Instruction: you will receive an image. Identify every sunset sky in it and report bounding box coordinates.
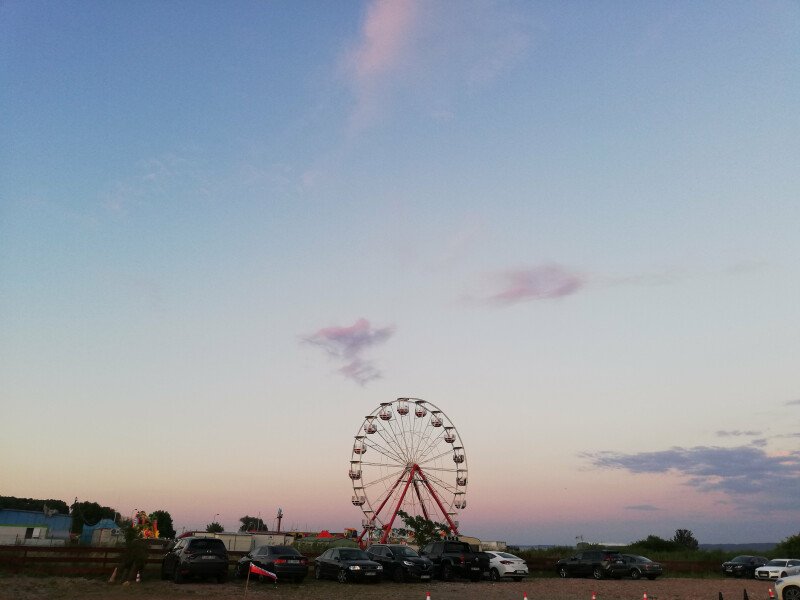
[2,0,799,545]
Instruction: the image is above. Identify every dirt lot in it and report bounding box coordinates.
[0,575,777,600]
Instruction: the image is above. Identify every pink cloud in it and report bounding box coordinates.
[350,0,417,81]
[344,0,417,131]
[302,318,395,385]
[479,264,585,306]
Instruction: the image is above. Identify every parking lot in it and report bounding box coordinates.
[0,575,777,600]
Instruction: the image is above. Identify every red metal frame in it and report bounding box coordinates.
[357,462,459,548]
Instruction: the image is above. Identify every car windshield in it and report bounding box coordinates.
[766,560,788,567]
[393,547,419,557]
[339,549,369,560]
[188,539,225,551]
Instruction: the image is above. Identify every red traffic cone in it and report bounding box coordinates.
[426,592,431,600]
[643,593,648,600]
[523,595,529,600]
[592,592,596,600]
[769,589,776,599]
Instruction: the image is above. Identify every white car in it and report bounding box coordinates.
[485,551,528,581]
[776,573,800,600]
[756,559,800,580]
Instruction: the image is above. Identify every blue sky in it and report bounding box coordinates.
[1,0,799,545]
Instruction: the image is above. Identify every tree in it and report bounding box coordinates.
[0,496,69,514]
[774,532,800,557]
[672,528,699,550]
[149,510,176,539]
[239,515,266,532]
[396,510,450,548]
[206,521,224,533]
[69,500,117,535]
[629,534,677,553]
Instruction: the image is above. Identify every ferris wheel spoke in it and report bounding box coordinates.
[364,436,406,464]
[417,448,453,467]
[383,417,412,463]
[373,427,408,463]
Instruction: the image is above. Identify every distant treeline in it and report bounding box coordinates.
[0,496,69,514]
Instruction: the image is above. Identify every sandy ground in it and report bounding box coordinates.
[0,575,777,600]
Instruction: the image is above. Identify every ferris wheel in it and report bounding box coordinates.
[349,397,468,546]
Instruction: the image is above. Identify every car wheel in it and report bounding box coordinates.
[630,568,641,580]
[592,566,604,580]
[314,565,323,580]
[441,563,453,581]
[337,568,348,583]
[173,564,184,584]
[392,566,404,583]
[783,586,800,600]
[490,568,501,582]
[558,566,569,578]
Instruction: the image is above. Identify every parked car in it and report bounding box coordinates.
[418,540,491,582]
[160,536,229,584]
[619,554,663,580]
[366,543,434,582]
[314,547,383,583]
[776,573,800,600]
[755,559,800,581]
[721,555,769,578]
[556,549,627,580]
[234,545,309,583]
[485,551,528,582]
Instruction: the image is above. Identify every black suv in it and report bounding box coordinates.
[556,549,626,580]
[721,555,768,578]
[366,543,434,582]
[161,536,229,583]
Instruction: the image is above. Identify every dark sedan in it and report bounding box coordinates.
[722,555,769,578]
[620,554,663,580]
[314,547,383,583]
[366,543,434,582]
[234,544,309,583]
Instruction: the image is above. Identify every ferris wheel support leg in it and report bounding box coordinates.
[380,466,417,543]
[411,479,431,520]
[416,468,460,535]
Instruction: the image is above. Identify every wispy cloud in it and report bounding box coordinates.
[302,318,395,385]
[716,430,761,438]
[468,264,585,306]
[344,0,418,131]
[625,504,661,511]
[585,445,800,511]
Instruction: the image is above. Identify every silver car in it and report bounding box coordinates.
[756,559,800,581]
[776,573,800,600]
[485,551,528,582]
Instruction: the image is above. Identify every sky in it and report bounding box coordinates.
[1,0,799,546]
